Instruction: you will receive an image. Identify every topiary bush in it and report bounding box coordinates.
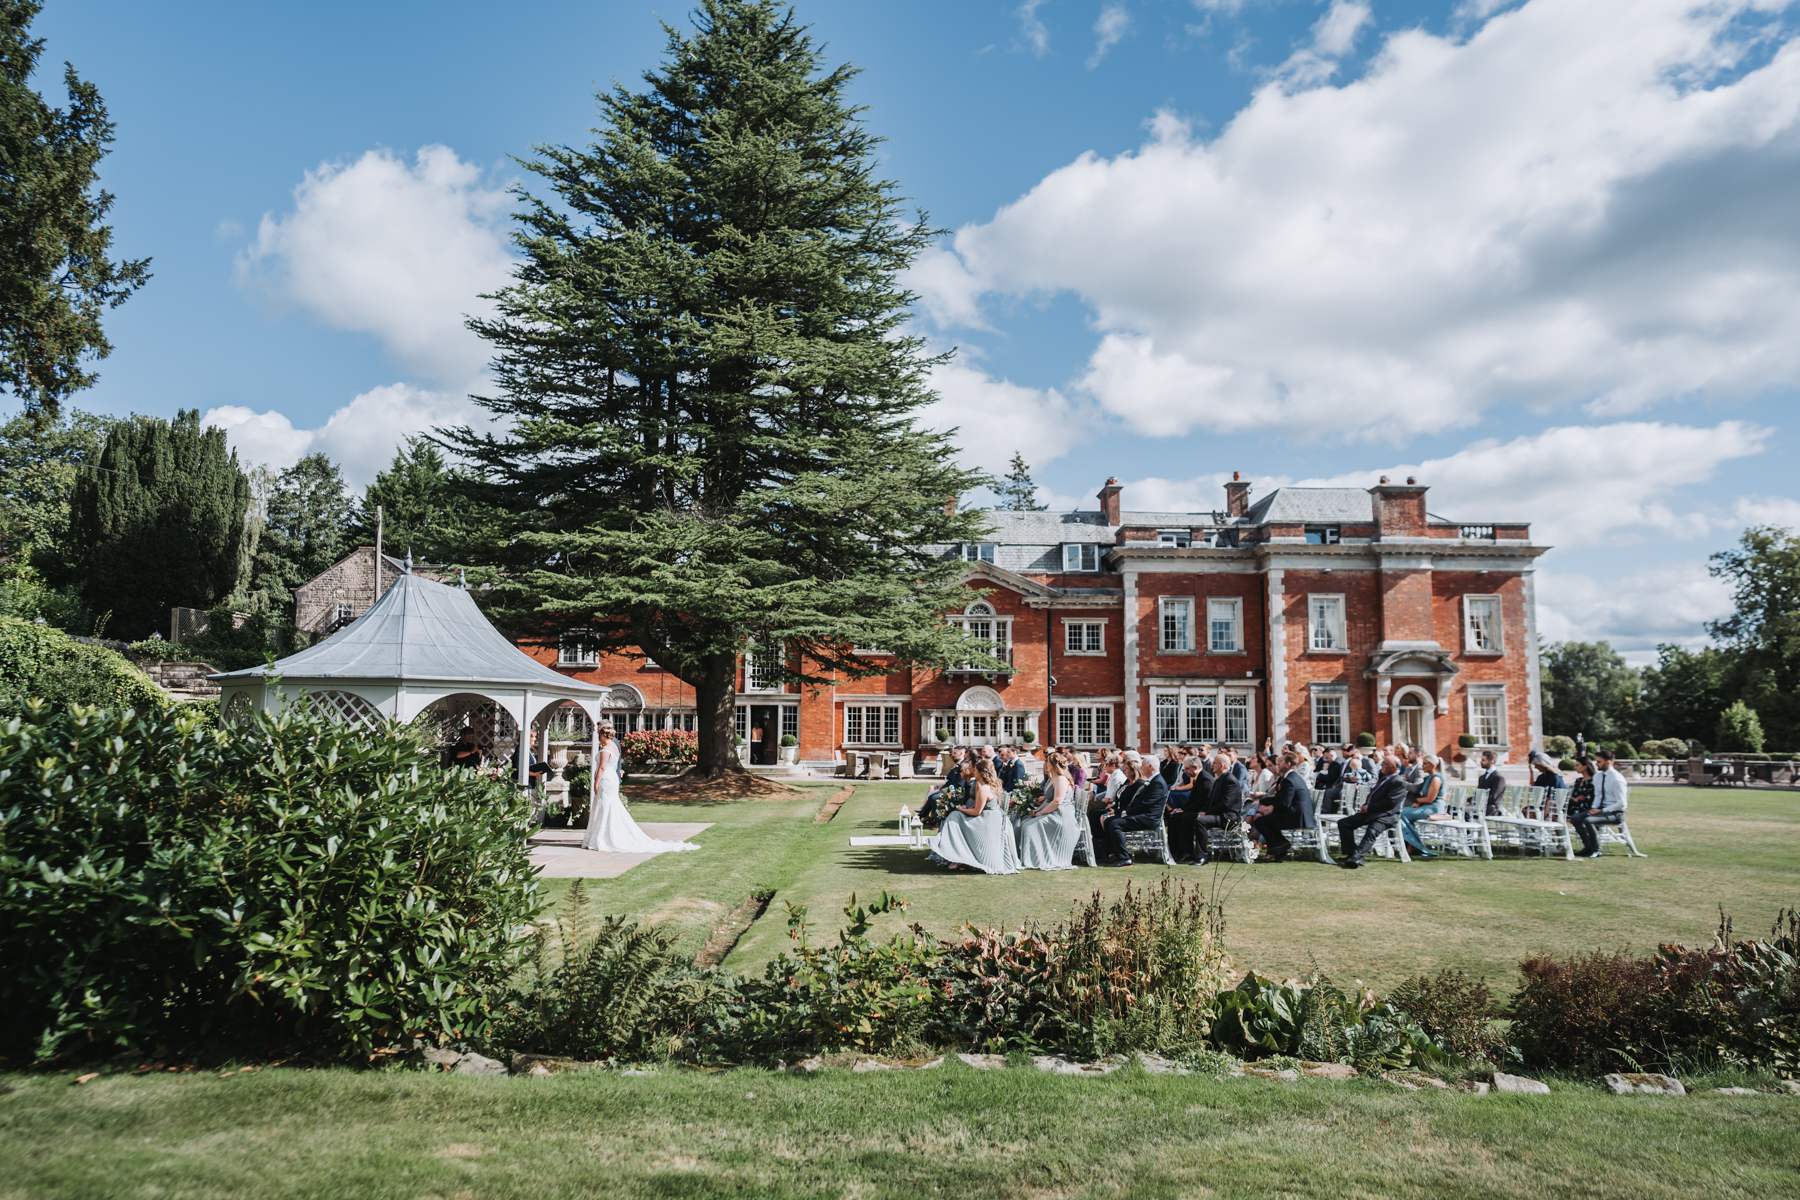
[1542,735,1576,758]
[0,700,541,1065]
[1716,700,1766,754]
[1356,732,1377,747]
[0,615,166,717]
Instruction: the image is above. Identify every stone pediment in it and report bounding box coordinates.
[1365,644,1459,715]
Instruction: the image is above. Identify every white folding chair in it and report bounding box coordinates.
[1417,784,1492,859]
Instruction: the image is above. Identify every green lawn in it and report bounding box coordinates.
[582,782,1798,993]
[3,1062,1796,1199]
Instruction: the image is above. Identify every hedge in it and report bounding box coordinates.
[0,615,165,717]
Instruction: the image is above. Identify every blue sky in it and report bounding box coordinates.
[23,0,1800,660]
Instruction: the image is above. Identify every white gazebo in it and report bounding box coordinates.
[211,573,610,787]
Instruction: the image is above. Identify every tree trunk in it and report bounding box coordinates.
[693,652,745,776]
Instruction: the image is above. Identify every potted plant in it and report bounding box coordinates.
[934,726,949,744]
[779,733,799,764]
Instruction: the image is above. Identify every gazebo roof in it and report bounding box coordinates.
[210,573,604,699]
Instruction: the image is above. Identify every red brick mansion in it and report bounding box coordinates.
[524,474,1546,771]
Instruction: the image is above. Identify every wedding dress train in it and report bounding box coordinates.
[579,744,700,854]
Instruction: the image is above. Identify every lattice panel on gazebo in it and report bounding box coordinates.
[414,694,517,761]
[302,689,382,729]
[223,692,253,726]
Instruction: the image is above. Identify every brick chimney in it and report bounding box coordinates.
[943,493,957,515]
[1370,477,1429,539]
[1224,471,1251,518]
[1097,477,1123,525]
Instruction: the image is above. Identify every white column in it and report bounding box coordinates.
[517,689,533,788]
[1523,569,1543,753]
[589,707,600,806]
[1266,569,1288,746]
[1123,569,1139,750]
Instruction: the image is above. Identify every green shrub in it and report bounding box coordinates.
[1210,970,1443,1071]
[1640,737,1690,759]
[779,733,798,748]
[1020,729,1035,744]
[1716,700,1765,754]
[1386,969,1510,1063]
[0,615,165,717]
[1457,733,1476,748]
[1356,732,1376,747]
[1559,758,1579,771]
[1508,948,1714,1073]
[490,881,722,1062]
[0,701,541,1065]
[1542,735,1576,758]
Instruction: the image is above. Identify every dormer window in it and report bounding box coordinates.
[1157,531,1192,548]
[1062,543,1100,571]
[1305,526,1341,545]
[960,543,997,564]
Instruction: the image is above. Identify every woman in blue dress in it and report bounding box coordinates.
[928,758,1019,874]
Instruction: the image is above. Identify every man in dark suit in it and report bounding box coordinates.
[1251,750,1315,863]
[1164,756,1203,863]
[1101,758,1169,866]
[995,745,1024,792]
[1337,754,1408,868]
[1475,750,1508,816]
[1314,750,1344,803]
[1177,752,1240,864]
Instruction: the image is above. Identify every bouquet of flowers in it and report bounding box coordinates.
[1008,780,1044,817]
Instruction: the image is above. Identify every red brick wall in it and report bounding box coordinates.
[1132,572,1263,751]
[1433,570,1535,761]
[1281,569,1382,744]
[1379,569,1435,643]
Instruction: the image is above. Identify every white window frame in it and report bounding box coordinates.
[1310,685,1348,745]
[735,703,799,742]
[1467,685,1507,747]
[1062,619,1105,655]
[1157,531,1192,548]
[949,600,1013,670]
[743,640,784,692]
[1055,703,1115,747]
[1464,595,1503,653]
[844,702,903,747]
[1307,594,1345,653]
[1148,687,1255,747]
[1208,598,1243,654]
[1159,596,1194,653]
[960,543,997,564]
[558,632,600,665]
[1062,543,1100,572]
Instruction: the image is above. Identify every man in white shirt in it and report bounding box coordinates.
[1574,749,1629,857]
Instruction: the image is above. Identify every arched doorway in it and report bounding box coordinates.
[412,692,518,766]
[1390,686,1435,752]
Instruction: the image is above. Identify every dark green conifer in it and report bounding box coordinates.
[446,0,993,774]
[67,410,249,639]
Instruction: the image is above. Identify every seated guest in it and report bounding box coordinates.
[1067,752,1088,791]
[1529,752,1563,793]
[1159,745,1184,786]
[1251,750,1316,863]
[917,760,973,828]
[1100,757,1169,867]
[1336,754,1408,868]
[927,758,1018,874]
[1475,750,1508,816]
[445,728,485,769]
[1015,755,1081,870]
[1572,749,1628,858]
[1399,754,1447,858]
[1165,756,1203,862]
[995,744,1024,793]
[1314,749,1345,813]
[1180,752,1242,864]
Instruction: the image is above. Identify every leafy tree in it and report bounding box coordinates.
[1715,699,1765,754]
[446,0,991,775]
[0,1,150,419]
[66,409,250,640]
[1708,525,1800,747]
[0,405,108,584]
[996,451,1046,511]
[1540,640,1643,743]
[352,436,502,565]
[1638,643,1732,748]
[249,452,354,609]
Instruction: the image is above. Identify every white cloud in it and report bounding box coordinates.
[1017,0,1051,57]
[1095,419,1767,548]
[1733,494,1800,530]
[1088,5,1131,68]
[919,0,1800,439]
[1536,562,1732,653]
[238,145,515,389]
[1275,0,1371,87]
[918,356,1092,483]
[203,383,488,488]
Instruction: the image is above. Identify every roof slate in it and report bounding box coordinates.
[213,573,605,695]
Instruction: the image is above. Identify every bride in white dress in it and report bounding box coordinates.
[580,725,700,855]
